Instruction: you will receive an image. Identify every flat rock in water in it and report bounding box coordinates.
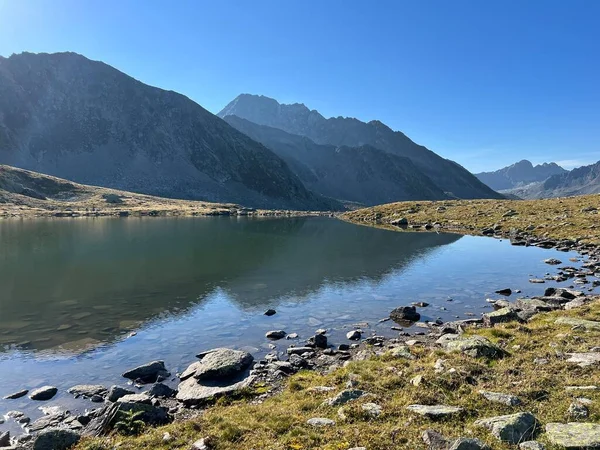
[479,390,522,406]
[307,417,335,427]
[67,384,107,398]
[495,288,512,296]
[3,389,28,400]
[176,374,254,406]
[188,348,254,381]
[475,412,537,444]
[556,317,600,330]
[565,352,600,367]
[406,404,464,418]
[287,346,313,355]
[122,360,169,383]
[449,438,491,450]
[442,335,504,359]
[324,389,365,406]
[31,428,80,450]
[29,386,58,401]
[545,422,600,449]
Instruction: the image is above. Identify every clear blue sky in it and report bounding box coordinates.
[1,0,598,172]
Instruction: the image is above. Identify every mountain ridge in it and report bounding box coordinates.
[224,115,449,205]
[0,52,338,211]
[218,94,503,200]
[475,159,567,191]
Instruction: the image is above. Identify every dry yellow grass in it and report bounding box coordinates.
[341,196,600,244]
[78,300,600,450]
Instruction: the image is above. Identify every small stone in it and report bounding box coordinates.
[162,432,172,442]
[479,390,522,406]
[422,429,451,450]
[410,375,424,386]
[191,437,210,449]
[29,386,58,401]
[107,385,135,402]
[361,402,382,418]
[307,417,335,427]
[264,309,276,316]
[265,330,286,340]
[406,404,464,418]
[449,438,491,450]
[495,288,512,296]
[519,442,545,450]
[568,401,589,419]
[412,302,430,307]
[556,317,600,330]
[3,389,28,400]
[286,333,299,339]
[324,389,365,406]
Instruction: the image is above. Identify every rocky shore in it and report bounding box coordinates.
[1,207,600,449]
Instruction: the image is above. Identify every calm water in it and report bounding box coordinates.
[0,216,594,429]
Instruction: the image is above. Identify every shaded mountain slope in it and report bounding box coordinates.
[219,94,502,200]
[0,52,337,210]
[224,115,448,205]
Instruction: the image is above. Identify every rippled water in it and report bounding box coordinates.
[0,216,594,429]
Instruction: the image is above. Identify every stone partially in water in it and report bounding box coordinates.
[475,412,537,444]
[265,330,286,340]
[545,422,600,448]
[122,360,170,383]
[107,385,134,402]
[29,386,58,401]
[3,389,28,400]
[190,348,254,381]
[390,306,420,323]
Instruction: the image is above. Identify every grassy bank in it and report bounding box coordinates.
[341,195,600,244]
[78,299,600,450]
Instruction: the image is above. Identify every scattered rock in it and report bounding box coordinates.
[545,259,562,265]
[479,390,522,406]
[441,335,504,359]
[265,330,286,340]
[191,438,211,449]
[122,360,170,383]
[361,402,382,418]
[324,389,365,406]
[422,429,451,450]
[346,330,362,340]
[556,317,600,330]
[565,352,600,367]
[483,307,520,325]
[390,217,408,227]
[148,383,176,398]
[107,385,134,402]
[475,412,537,444]
[3,389,28,400]
[545,422,600,449]
[388,345,414,359]
[390,306,421,323]
[406,404,464,418]
[311,334,328,349]
[31,428,80,450]
[495,288,512,296]
[176,374,254,406]
[287,346,313,355]
[519,442,545,450]
[189,348,254,381]
[29,386,58,401]
[307,417,335,427]
[67,384,107,399]
[449,438,491,450]
[568,401,589,420]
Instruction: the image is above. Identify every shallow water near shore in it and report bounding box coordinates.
[0,216,596,430]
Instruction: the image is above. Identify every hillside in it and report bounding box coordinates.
[0,52,337,211]
[0,164,325,217]
[218,94,502,200]
[476,160,567,191]
[223,115,448,205]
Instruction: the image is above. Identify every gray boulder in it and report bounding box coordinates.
[148,383,176,398]
[32,429,80,450]
[442,335,504,359]
[556,317,600,330]
[324,390,365,406]
[390,306,420,323]
[483,307,520,325]
[189,348,253,381]
[116,401,170,426]
[67,384,107,399]
[176,374,254,406]
[545,422,600,448]
[519,442,545,450]
[107,385,134,402]
[0,431,9,448]
[475,412,537,444]
[479,390,522,406]
[406,404,464,418]
[122,360,170,383]
[265,330,286,340]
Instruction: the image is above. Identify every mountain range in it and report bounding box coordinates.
[219,94,501,201]
[0,52,506,210]
[475,160,567,191]
[0,52,334,210]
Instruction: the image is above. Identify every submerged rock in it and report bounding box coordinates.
[545,422,600,448]
[3,389,28,400]
[475,412,537,444]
